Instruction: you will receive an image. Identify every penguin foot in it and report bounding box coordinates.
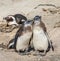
[39,50,46,56]
[18,51,30,55]
[32,50,46,56]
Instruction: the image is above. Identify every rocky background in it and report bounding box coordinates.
[0,0,60,61]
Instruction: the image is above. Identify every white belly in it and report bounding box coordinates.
[16,32,32,51]
[33,28,48,51]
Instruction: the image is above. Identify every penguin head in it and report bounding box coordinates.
[33,15,41,25]
[3,15,18,26]
[13,14,27,24]
[24,20,33,28]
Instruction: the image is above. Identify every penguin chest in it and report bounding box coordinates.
[16,32,32,51]
[33,28,48,50]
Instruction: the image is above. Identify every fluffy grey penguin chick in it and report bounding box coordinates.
[31,15,54,56]
[8,20,33,55]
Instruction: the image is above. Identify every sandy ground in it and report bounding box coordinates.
[0,0,60,61]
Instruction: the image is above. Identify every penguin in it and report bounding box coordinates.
[8,20,33,55]
[3,14,27,32]
[3,14,27,26]
[31,15,54,56]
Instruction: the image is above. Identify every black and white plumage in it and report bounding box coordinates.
[31,15,54,56]
[3,14,27,26]
[7,39,15,49]
[2,14,27,32]
[8,20,33,54]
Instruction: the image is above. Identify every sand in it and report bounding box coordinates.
[0,0,60,61]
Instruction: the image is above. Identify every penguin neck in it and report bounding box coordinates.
[34,21,45,30]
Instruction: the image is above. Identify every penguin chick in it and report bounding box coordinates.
[13,20,33,55]
[32,15,54,56]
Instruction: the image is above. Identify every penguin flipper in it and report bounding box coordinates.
[7,39,15,49]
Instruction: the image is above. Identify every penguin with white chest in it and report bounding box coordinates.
[32,16,54,56]
[12,20,33,54]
